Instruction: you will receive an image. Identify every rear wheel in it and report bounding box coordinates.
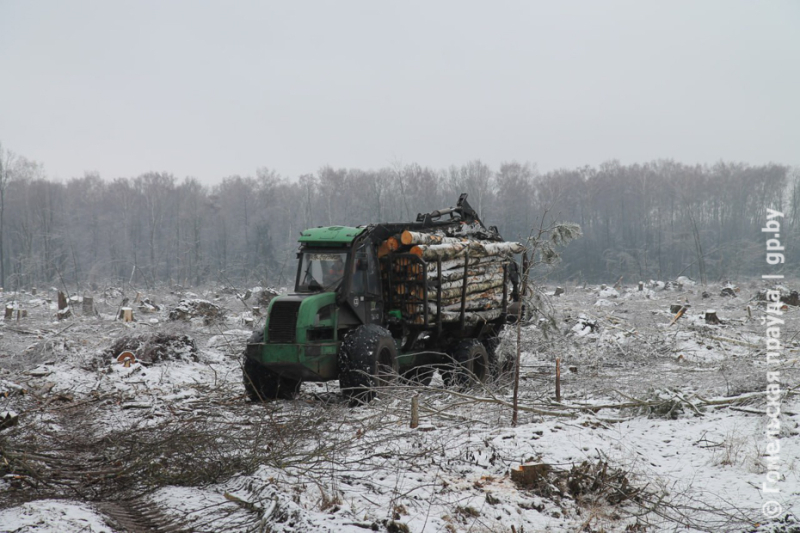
[402,365,435,387]
[339,324,398,403]
[482,336,502,377]
[243,330,300,401]
[442,339,489,387]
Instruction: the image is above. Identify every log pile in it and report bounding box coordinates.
[380,229,524,325]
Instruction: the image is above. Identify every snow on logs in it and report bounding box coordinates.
[381,231,524,325]
[409,240,525,261]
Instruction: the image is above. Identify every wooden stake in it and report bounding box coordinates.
[555,357,561,402]
[410,395,419,429]
[512,251,528,427]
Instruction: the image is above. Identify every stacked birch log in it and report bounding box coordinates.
[381,229,524,325]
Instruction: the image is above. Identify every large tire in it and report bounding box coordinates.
[243,330,300,401]
[339,324,398,404]
[482,336,502,378]
[442,339,489,388]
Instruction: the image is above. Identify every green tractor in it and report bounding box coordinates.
[243,194,524,402]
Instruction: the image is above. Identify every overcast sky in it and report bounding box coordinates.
[1,1,798,184]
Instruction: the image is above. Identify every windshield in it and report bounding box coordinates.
[296,251,348,292]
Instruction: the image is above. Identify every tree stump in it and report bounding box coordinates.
[638,281,644,292]
[511,464,552,488]
[4,306,12,320]
[119,307,134,322]
[31,287,37,296]
[554,286,565,297]
[57,292,72,320]
[704,310,721,325]
[57,291,68,311]
[670,304,686,314]
[82,297,94,315]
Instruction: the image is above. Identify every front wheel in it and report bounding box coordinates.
[243,330,300,401]
[339,324,398,403]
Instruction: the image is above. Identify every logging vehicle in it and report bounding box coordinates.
[243,194,527,402]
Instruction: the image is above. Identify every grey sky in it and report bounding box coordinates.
[1,1,798,184]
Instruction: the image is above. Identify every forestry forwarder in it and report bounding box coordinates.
[243,194,526,402]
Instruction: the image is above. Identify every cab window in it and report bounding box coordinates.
[296,251,347,292]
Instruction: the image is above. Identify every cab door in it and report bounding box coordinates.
[349,244,383,324]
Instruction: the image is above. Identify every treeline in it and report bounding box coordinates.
[0,148,796,290]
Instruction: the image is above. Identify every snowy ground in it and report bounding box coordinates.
[0,280,798,532]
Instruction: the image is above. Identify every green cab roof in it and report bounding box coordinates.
[298,226,366,245]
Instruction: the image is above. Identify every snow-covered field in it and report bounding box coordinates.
[0,281,798,532]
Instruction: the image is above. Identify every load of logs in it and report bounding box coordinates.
[381,229,524,325]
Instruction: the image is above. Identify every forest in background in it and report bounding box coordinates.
[0,144,796,290]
